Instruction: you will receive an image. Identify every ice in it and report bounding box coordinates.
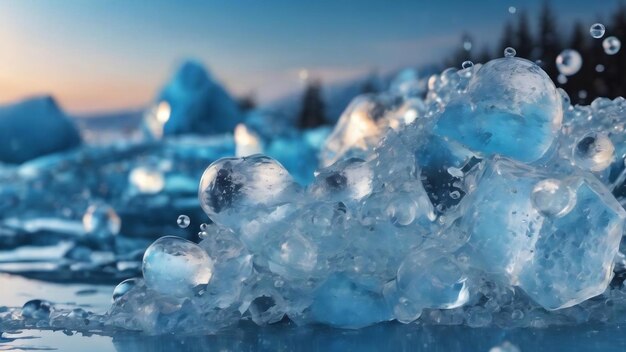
[113,278,140,302]
[142,236,214,298]
[0,96,81,164]
[143,60,244,138]
[21,299,52,320]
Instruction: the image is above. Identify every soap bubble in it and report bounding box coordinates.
[572,132,615,171]
[21,299,52,320]
[461,61,474,69]
[590,23,605,38]
[112,278,139,302]
[531,179,576,217]
[142,236,214,298]
[603,36,621,55]
[82,203,121,238]
[504,47,516,58]
[176,215,190,228]
[556,49,582,76]
[129,166,165,194]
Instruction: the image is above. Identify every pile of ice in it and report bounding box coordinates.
[43,57,626,333]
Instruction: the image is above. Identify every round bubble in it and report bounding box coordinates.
[21,299,52,320]
[113,278,140,302]
[556,49,582,76]
[531,179,576,217]
[198,155,298,229]
[177,215,190,228]
[504,47,516,58]
[82,203,121,238]
[572,132,615,171]
[603,36,621,55]
[590,23,605,38]
[142,236,214,298]
[386,195,418,226]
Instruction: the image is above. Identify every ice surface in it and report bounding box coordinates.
[0,96,81,164]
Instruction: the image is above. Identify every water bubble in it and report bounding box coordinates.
[129,166,164,194]
[113,278,139,302]
[556,49,582,76]
[603,36,621,55]
[177,215,190,228]
[461,61,474,69]
[508,6,516,14]
[142,236,214,298]
[572,132,615,172]
[503,47,516,58]
[557,74,567,84]
[21,299,52,320]
[82,203,121,238]
[590,23,605,38]
[596,64,605,73]
[531,179,576,217]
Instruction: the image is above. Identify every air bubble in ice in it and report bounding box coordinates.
[572,132,615,171]
[531,179,576,217]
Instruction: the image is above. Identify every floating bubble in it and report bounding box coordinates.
[590,23,605,39]
[572,132,615,172]
[503,47,516,58]
[603,36,621,55]
[556,49,582,76]
[200,223,208,231]
[531,179,576,217]
[176,215,190,228]
[463,41,472,51]
[82,203,121,238]
[508,6,516,14]
[21,299,52,320]
[113,278,140,302]
[129,166,165,194]
[142,236,214,298]
[596,64,605,73]
[461,61,474,69]
[557,74,568,84]
[386,195,418,226]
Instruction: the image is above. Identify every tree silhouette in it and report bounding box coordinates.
[515,11,534,59]
[297,80,328,129]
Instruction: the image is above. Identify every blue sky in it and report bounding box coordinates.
[0,0,619,113]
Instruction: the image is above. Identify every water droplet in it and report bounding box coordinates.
[112,278,139,302]
[572,132,615,172]
[462,61,474,69]
[603,36,621,55]
[508,6,517,14]
[177,215,190,228]
[82,203,121,238]
[595,64,605,73]
[556,49,582,76]
[531,179,576,217]
[504,47,516,58]
[590,23,606,38]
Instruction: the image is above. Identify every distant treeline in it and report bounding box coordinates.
[448,1,626,105]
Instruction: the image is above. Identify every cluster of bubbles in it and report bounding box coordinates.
[100,55,626,335]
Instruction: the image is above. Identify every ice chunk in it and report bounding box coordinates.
[434,58,563,163]
[308,158,373,204]
[142,236,214,298]
[198,155,301,231]
[144,60,243,138]
[0,96,81,164]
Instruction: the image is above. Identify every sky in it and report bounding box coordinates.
[0,0,619,114]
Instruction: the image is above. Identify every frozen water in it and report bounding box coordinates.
[142,236,214,298]
[21,299,52,320]
[603,36,621,55]
[556,49,583,76]
[0,96,81,164]
[590,23,606,38]
[112,278,139,301]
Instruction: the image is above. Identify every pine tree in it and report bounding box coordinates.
[297,80,327,129]
[515,11,534,59]
[537,0,560,79]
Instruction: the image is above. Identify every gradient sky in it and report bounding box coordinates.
[0,0,619,114]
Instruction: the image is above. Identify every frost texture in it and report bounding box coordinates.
[104,58,626,333]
